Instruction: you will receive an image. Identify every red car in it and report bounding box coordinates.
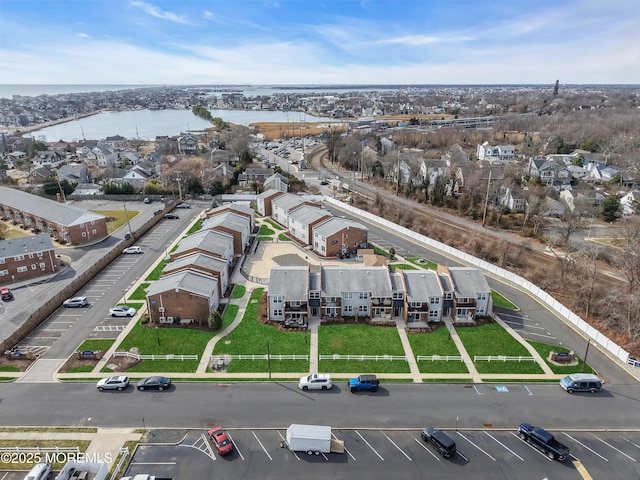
[208,426,234,455]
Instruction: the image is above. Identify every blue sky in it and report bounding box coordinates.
[0,0,638,85]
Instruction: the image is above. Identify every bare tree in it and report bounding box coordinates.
[615,219,640,336]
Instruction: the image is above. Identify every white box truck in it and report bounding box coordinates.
[283,424,344,455]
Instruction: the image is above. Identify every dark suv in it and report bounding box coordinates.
[421,427,456,458]
[348,374,379,392]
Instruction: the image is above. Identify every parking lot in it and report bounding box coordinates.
[123,428,640,480]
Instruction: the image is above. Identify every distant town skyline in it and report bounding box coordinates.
[1,0,637,85]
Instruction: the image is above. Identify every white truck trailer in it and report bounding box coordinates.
[283,424,344,455]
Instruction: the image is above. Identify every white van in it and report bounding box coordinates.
[559,373,603,394]
[24,463,51,480]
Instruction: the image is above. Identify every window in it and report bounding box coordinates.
[429,311,439,318]
[273,296,283,303]
[29,253,34,258]
[358,305,368,314]
[344,305,353,313]
[31,264,37,270]
[81,231,87,237]
[344,292,353,299]
[410,302,421,308]
[393,292,403,299]
[359,292,368,299]
[309,291,320,299]
[37,252,43,258]
[39,262,46,269]
[290,301,301,307]
[14,255,24,261]
[0,259,5,264]
[0,270,7,276]
[430,297,440,304]
[477,293,487,300]
[273,309,283,316]
[17,266,27,273]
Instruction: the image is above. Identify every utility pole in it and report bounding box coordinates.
[481,170,492,227]
[123,201,132,238]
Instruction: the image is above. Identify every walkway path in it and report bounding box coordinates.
[395,319,423,383]
[443,318,480,382]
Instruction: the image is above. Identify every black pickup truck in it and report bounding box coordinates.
[518,423,570,461]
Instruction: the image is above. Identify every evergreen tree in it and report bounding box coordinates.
[553,79,559,96]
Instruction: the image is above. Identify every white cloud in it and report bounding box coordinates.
[129,1,192,25]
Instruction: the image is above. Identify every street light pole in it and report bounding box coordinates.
[581,339,591,372]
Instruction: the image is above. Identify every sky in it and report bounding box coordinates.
[0,0,638,85]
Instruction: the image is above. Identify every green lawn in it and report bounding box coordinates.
[222,304,239,330]
[186,219,202,235]
[408,326,469,373]
[129,283,150,301]
[212,288,309,373]
[391,263,418,271]
[0,365,20,372]
[66,365,96,373]
[264,219,284,230]
[491,291,518,310]
[257,236,272,242]
[456,322,544,374]
[278,233,292,241]
[231,285,246,299]
[528,340,596,374]
[258,225,275,236]
[318,324,409,373]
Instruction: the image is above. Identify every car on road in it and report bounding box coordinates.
[1,287,14,301]
[109,305,137,317]
[163,213,179,219]
[320,180,329,186]
[208,426,234,455]
[176,203,191,209]
[97,375,130,391]
[63,296,89,308]
[299,373,333,391]
[154,209,163,216]
[122,246,143,254]
[137,376,171,391]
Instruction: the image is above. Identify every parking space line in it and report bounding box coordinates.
[523,331,556,339]
[412,437,440,461]
[484,432,524,461]
[133,462,176,465]
[381,432,412,461]
[333,432,355,461]
[355,430,384,460]
[226,432,244,460]
[523,385,533,395]
[456,432,495,461]
[473,386,484,395]
[253,431,272,460]
[502,319,547,330]
[621,436,640,449]
[595,437,635,461]
[562,434,607,461]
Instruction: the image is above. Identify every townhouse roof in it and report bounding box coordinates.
[268,266,309,300]
[0,233,54,259]
[321,266,391,297]
[287,204,331,225]
[447,267,491,297]
[313,217,368,238]
[174,229,234,256]
[163,252,228,275]
[0,186,105,227]
[403,270,443,301]
[256,188,284,201]
[147,270,218,299]
[208,203,255,219]
[272,193,305,212]
[202,211,250,232]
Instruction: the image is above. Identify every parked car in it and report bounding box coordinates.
[176,203,191,209]
[320,181,329,186]
[137,376,171,391]
[421,427,457,458]
[97,375,130,391]
[122,246,143,254]
[63,296,89,308]
[348,374,379,392]
[1,287,14,301]
[153,209,163,216]
[208,426,234,455]
[163,213,179,219]
[299,373,333,391]
[143,198,152,204]
[109,305,137,317]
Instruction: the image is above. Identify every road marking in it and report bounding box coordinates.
[621,436,640,449]
[333,432,355,461]
[412,437,440,461]
[522,331,557,340]
[382,432,412,461]
[226,432,244,460]
[562,433,608,461]
[456,432,495,461]
[133,462,176,465]
[180,433,216,461]
[484,432,524,461]
[503,319,547,330]
[473,385,484,395]
[595,437,635,461]
[253,431,272,460]
[277,430,299,460]
[573,460,595,479]
[355,430,384,460]
[93,326,126,331]
[524,385,533,395]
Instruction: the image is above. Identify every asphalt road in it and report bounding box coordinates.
[1,382,639,430]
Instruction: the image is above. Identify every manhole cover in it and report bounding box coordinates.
[483,423,494,428]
